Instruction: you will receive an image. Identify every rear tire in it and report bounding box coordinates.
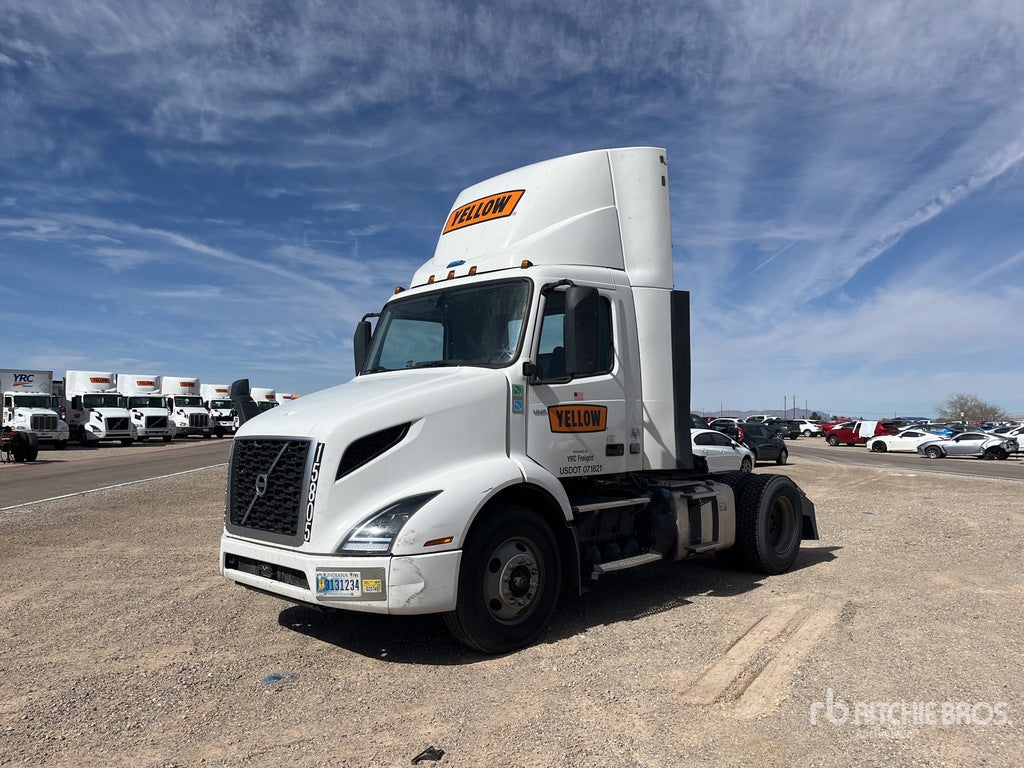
[443,505,561,654]
[721,473,803,574]
[775,448,788,465]
[740,456,753,473]
[803,429,813,437]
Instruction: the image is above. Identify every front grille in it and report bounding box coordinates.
[228,438,312,540]
[31,415,57,431]
[189,413,208,429]
[105,417,129,432]
[145,415,168,429]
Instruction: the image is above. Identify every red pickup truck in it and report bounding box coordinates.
[824,420,899,446]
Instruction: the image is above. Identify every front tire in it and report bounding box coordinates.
[871,441,887,452]
[444,506,561,654]
[740,456,753,473]
[775,448,788,465]
[826,434,840,446]
[925,445,943,459]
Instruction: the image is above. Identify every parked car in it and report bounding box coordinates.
[714,422,788,465]
[867,428,947,453]
[824,420,900,446]
[997,425,1024,451]
[916,431,1019,460]
[916,423,964,438]
[788,419,823,437]
[708,417,742,429]
[759,417,790,438]
[691,428,754,473]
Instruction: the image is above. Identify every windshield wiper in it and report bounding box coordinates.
[407,360,463,369]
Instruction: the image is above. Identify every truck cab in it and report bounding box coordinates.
[201,384,236,437]
[220,148,817,653]
[117,374,175,442]
[64,371,135,446]
[162,377,214,438]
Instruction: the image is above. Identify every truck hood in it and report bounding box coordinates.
[235,366,505,439]
[230,366,513,552]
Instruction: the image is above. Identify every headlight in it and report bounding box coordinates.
[337,492,440,555]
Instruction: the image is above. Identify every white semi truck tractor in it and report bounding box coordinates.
[220,147,818,653]
[162,376,214,438]
[248,387,278,414]
[117,374,175,442]
[1,368,69,457]
[64,371,135,446]
[200,383,236,437]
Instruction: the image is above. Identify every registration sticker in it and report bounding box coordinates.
[315,571,362,597]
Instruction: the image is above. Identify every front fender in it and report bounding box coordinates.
[388,456,529,556]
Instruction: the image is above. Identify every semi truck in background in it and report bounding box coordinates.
[162,376,214,438]
[248,387,278,413]
[220,147,818,654]
[275,392,299,404]
[200,383,236,438]
[64,371,135,446]
[1,368,69,456]
[117,374,175,442]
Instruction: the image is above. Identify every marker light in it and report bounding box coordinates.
[394,286,405,294]
[447,270,455,279]
[521,260,533,268]
[468,266,477,275]
[427,275,436,283]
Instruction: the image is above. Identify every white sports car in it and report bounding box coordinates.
[867,428,946,453]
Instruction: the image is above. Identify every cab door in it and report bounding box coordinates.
[525,285,638,478]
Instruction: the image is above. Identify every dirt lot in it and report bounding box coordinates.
[1,455,1021,767]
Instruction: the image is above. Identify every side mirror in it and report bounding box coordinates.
[564,285,600,377]
[353,319,372,374]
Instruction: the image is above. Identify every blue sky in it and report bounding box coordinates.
[2,1,1023,418]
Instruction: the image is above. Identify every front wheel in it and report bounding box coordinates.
[444,506,561,654]
[925,445,943,459]
[870,441,887,452]
[775,448,788,465]
[740,456,753,473]
[826,434,840,446]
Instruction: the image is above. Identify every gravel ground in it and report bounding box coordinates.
[0,455,1021,767]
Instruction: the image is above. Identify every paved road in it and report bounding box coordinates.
[0,439,232,510]
[784,438,1024,481]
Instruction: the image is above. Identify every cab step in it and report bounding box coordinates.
[590,552,663,579]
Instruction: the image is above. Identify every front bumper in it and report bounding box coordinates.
[219,533,461,615]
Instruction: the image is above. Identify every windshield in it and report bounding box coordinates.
[83,393,125,408]
[13,395,53,408]
[209,399,233,409]
[363,278,531,373]
[174,396,203,407]
[128,396,166,408]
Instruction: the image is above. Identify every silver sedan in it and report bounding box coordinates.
[916,432,1018,460]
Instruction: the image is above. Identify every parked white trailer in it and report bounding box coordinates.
[116,374,174,442]
[200,383,236,438]
[64,370,135,446]
[162,376,214,438]
[1,368,69,456]
[220,147,819,654]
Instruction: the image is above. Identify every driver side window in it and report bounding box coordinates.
[535,291,613,380]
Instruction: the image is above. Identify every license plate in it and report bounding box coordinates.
[315,571,361,597]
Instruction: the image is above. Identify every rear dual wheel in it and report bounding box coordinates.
[718,473,803,574]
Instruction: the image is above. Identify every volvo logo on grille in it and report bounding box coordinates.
[254,473,269,496]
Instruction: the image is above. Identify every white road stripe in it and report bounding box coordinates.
[0,463,228,512]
